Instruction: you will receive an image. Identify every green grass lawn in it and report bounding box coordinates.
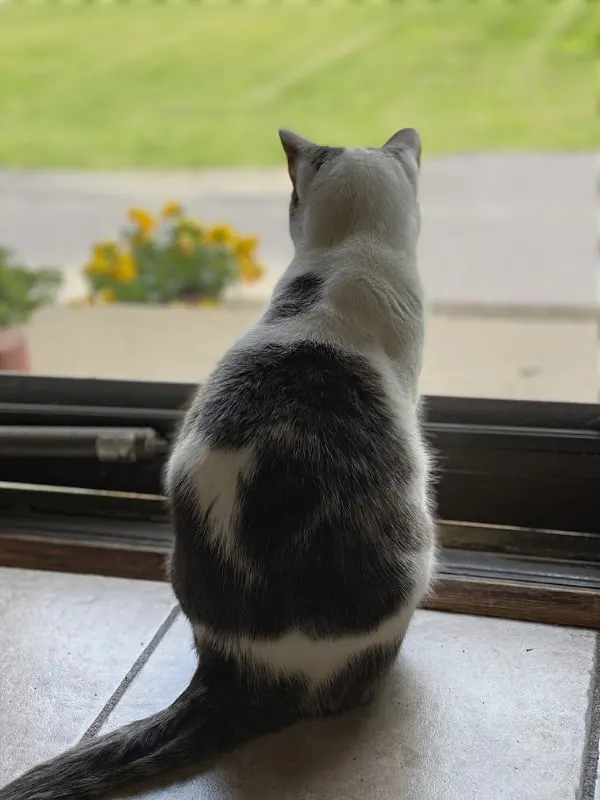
[0,0,596,168]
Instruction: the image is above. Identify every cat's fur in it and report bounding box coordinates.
[0,127,436,800]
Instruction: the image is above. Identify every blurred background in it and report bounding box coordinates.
[0,0,597,401]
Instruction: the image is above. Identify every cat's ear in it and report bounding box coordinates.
[383,128,421,167]
[279,129,314,185]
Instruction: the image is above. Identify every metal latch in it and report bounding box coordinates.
[0,426,168,462]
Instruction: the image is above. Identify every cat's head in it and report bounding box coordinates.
[279,128,421,251]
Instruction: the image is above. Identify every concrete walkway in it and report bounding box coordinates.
[27,304,600,402]
[0,153,597,310]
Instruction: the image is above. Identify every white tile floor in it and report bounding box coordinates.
[1,567,599,800]
[0,568,174,784]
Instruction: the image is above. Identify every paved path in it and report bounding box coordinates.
[0,154,596,309]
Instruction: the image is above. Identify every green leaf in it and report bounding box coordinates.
[0,247,63,326]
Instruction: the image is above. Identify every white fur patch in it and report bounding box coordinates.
[188,444,253,552]
[195,550,433,685]
[169,438,258,580]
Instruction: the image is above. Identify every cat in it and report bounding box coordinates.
[0,126,436,800]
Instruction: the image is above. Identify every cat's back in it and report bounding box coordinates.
[167,332,434,641]
[168,332,429,532]
[182,330,421,471]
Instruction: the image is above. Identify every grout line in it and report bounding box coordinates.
[579,633,600,800]
[79,604,181,742]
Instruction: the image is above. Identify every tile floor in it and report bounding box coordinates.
[1,567,598,800]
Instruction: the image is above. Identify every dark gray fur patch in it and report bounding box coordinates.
[263,273,324,322]
[315,642,400,715]
[310,146,344,172]
[290,185,299,213]
[171,341,431,641]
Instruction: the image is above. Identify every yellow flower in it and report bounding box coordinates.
[85,241,120,275]
[205,224,236,246]
[235,236,259,261]
[161,201,182,218]
[128,208,155,237]
[115,253,138,283]
[197,297,220,309]
[239,258,265,284]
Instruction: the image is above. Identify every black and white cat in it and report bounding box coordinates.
[0,127,436,800]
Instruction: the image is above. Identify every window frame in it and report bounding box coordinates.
[1,372,599,628]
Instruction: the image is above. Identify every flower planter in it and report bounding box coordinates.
[0,327,30,372]
[83,206,264,307]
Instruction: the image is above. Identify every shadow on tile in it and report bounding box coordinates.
[105,659,426,800]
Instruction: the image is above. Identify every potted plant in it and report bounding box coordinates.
[0,247,62,371]
[83,203,264,306]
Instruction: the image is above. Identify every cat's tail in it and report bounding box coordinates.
[0,657,299,800]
